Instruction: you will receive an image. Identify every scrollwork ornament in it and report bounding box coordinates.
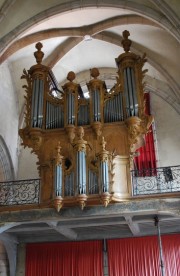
[21,69,32,127]
[31,135,42,154]
[54,141,63,166]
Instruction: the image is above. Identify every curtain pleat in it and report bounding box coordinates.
[26,240,103,276]
[108,234,180,276]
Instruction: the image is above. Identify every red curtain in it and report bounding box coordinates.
[26,240,103,276]
[108,234,180,276]
[134,93,156,175]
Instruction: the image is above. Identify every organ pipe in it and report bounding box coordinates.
[116,30,146,119]
[62,71,78,127]
[97,137,111,207]
[53,142,64,212]
[73,127,87,209]
[54,164,63,197]
[87,68,105,124]
[28,42,49,128]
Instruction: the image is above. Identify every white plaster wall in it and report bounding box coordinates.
[18,147,39,180]
[0,62,19,177]
[151,93,180,167]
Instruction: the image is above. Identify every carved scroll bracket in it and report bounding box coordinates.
[19,128,43,155]
[125,115,153,153]
[125,116,145,152]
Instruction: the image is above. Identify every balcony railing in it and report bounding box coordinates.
[131,166,180,196]
[0,179,40,205]
[0,166,179,207]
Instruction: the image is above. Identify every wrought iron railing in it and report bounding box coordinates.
[132,166,180,196]
[0,179,40,205]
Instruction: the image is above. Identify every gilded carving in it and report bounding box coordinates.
[21,70,32,127]
[19,31,153,211]
[73,126,87,152]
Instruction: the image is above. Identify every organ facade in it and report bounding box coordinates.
[19,30,153,211]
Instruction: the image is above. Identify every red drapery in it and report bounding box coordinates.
[134,93,156,175]
[108,234,180,276]
[26,240,103,276]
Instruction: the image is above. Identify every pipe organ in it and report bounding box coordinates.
[19,30,153,211]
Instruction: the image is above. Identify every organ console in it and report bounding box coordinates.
[19,30,153,211]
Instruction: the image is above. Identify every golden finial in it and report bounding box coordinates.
[90,68,100,79]
[55,141,63,165]
[67,71,76,82]
[101,192,111,207]
[53,196,63,212]
[34,42,44,64]
[77,194,87,210]
[101,136,106,151]
[121,30,132,52]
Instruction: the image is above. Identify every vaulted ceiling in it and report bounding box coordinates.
[0,0,180,127]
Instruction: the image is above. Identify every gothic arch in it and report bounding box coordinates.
[0,136,14,181]
[0,0,179,54]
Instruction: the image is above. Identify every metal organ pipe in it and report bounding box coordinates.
[87,68,105,124]
[98,137,109,194]
[31,80,37,127]
[76,151,86,194]
[65,172,74,197]
[31,78,44,128]
[115,30,148,120]
[100,161,109,193]
[53,142,64,213]
[62,71,78,127]
[73,127,87,197]
[126,67,138,117]
[88,170,98,194]
[92,90,101,122]
[54,165,63,197]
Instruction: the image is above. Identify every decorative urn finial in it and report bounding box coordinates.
[90,68,100,79]
[67,71,76,82]
[34,42,44,64]
[121,30,132,52]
